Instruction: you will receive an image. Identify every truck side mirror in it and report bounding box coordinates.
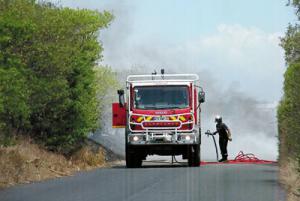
[117,89,125,107]
[198,91,205,103]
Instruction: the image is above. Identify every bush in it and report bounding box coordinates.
[278,63,300,164]
[0,0,114,153]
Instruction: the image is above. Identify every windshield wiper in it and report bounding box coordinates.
[167,106,188,109]
[137,105,188,110]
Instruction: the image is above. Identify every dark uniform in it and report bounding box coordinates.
[215,122,229,161]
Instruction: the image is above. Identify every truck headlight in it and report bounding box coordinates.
[133,136,139,141]
[179,134,195,142]
[185,135,191,141]
[129,135,144,142]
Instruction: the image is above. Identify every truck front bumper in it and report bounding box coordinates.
[128,131,199,145]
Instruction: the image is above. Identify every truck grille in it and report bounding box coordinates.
[142,121,180,128]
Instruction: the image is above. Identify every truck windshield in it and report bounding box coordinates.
[133,86,190,110]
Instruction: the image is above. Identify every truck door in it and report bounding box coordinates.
[112,103,126,128]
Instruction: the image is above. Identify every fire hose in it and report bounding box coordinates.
[171,129,219,164]
[205,130,219,161]
[201,129,276,165]
[151,131,276,165]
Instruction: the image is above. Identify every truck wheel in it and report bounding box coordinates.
[188,145,200,167]
[125,128,142,168]
[126,146,142,168]
[194,144,201,166]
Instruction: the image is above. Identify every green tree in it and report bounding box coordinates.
[0,68,30,132]
[278,1,300,166]
[278,63,300,160]
[288,0,300,17]
[0,0,114,152]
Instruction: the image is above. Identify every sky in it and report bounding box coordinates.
[53,0,296,102]
[53,0,296,160]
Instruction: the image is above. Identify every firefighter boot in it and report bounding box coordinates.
[218,158,226,162]
[223,156,228,162]
[219,155,228,162]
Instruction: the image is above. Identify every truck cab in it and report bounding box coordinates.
[112,73,205,168]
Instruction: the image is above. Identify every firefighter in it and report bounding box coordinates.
[213,115,232,162]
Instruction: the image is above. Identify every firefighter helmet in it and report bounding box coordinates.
[215,115,222,123]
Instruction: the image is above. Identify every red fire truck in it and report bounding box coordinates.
[112,72,205,168]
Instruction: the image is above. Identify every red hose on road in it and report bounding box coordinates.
[200,151,277,165]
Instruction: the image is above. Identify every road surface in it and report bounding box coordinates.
[0,161,285,201]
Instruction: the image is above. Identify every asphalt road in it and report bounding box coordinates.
[0,162,285,201]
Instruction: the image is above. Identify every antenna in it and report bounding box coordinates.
[161,69,165,79]
[151,70,157,80]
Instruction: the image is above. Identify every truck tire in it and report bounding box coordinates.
[125,127,142,168]
[188,144,200,167]
[126,146,142,168]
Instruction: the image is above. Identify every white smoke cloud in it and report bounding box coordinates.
[100,21,283,161]
[55,1,283,161]
[52,1,285,101]
[92,68,278,161]
[199,73,278,161]
[101,23,285,102]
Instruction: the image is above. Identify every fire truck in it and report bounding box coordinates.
[112,71,205,168]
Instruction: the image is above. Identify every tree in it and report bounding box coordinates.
[0,0,114,152]
[288,0,300,17]
[278,63,300,160]
[278,1,300,165]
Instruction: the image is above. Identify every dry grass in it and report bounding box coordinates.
[279,159,300,201]
[0,138,106,188]
[71,146,106,170]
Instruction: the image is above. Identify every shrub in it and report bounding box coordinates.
[0,0,114,153]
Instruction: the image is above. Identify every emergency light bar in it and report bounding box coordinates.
[127,74,199,83]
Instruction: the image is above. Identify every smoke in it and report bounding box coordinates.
[91,66,278,160]
[198,72,278,160]
[89,68,145,156]
[74,1,282,160]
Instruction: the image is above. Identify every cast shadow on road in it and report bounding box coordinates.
[260,179,282,187]
[112,160,191,169]
[262,168,278,173]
